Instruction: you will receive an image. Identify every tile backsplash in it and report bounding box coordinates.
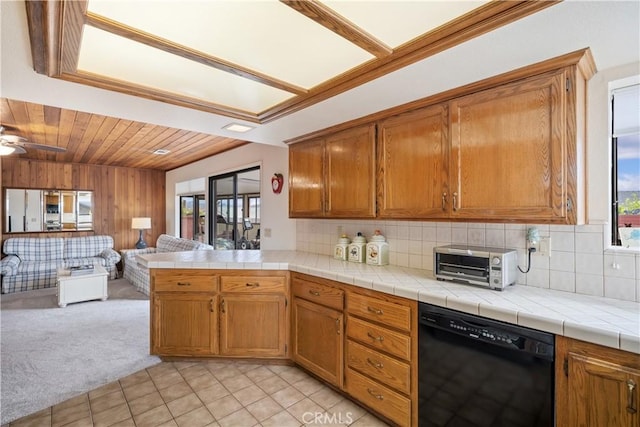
[296,220,640,303]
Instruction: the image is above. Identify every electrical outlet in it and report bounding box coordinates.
[264,228,272,238]
[538,237,550,257]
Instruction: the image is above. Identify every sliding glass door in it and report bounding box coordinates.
[179,194,206,242]
[209,167,260,250]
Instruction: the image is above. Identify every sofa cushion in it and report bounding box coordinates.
[64,235,115,259]
[16,260,62,275]
[156,234,213,253]
[3,238,64,261]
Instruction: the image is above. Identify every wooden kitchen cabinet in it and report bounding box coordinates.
[219,273,289,358]
[291,274,345,388]
[151,269,219,356]
[345,290,417,427]
[289,123,376,218]
[377,104,449,219]
[556,336,640,427]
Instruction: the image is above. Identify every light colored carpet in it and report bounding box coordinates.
[0,279,161,424]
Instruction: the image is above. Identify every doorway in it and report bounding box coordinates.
[179,194,206,242]
[209,167,261,250]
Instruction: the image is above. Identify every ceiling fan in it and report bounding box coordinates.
[0,125,67,155]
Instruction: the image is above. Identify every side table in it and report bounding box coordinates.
[57,264,108,307]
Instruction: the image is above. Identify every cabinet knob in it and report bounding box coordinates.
[335,318,341,335]
[209,299,214,313]
[309,290,321,297]
[453,192,458,211]
[367,306,383,315]
[367,388,384,400]
[442,192,447,210]
[367,358,383,369]
[177,282,191,286]
[367,332,384,342]
[245,282,260,287]
[221,299,226,313]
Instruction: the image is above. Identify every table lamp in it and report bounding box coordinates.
[131,217,151,249]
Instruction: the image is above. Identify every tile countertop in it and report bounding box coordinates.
[138,250,640,354]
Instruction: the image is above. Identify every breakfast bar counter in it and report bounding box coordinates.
[138,250,640,354]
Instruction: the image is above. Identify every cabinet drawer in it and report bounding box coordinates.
[348,292,411,332]
[346,367,411,427]
[346,340,410,395]
[153,270,218,292]
[292,279,344,311]
[220,276,285,293]
[347,316,411,361]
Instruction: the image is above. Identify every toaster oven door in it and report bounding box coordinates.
[436,253,490,283]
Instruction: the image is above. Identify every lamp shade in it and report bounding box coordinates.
[131,217,151,230]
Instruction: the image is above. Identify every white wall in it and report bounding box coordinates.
[166,143,296,250]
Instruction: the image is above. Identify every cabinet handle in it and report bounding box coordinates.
[452,192,458,211]
[221,299,225,314]
[628,379,637,414]
[367,388,384,400]
[309,290,320,297]
[177,282,191,286]
[367,332,384,342]
[367,306,383,315]
[367,358,383,369]
[442,192,447,210]
[209,299,214,313]
[335,318,341,335]
[245,282,260,287]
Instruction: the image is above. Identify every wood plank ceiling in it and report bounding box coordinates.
[1,1,558,171]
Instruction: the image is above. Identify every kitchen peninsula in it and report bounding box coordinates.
[139,250,640,426]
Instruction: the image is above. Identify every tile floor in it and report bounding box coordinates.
[5,360,390,427]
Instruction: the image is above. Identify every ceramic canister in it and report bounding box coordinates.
[348,232,367,263]
[366,230,389,266]
[334,234,350,261]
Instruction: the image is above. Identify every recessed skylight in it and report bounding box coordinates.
[223,123,255,133]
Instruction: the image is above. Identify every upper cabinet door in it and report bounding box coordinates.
[377,105,449,218]
[449,71,568,222]
[289,138,325,217]
[325,124,376,218]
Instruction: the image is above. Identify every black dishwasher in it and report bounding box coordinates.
[419,303,555,427]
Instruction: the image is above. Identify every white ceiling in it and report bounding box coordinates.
[1,0,639,149]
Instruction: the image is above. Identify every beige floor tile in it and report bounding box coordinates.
[279,368,310,385]
[220,374,253,393]
[349,413,390,427]
[286,397,325,423]
[308,387,344,411]
[292,376,325,396]
[235,363,261,373]
[122,380,157,401]
[326,399,367,423]
[205,395,242,420]
[166,393,203,419]
[256,375,289,395]
[173,406,215,427]
[128,391,166,416]
[172,361,198,372]
[52,395,88,412]
[51,401,91,427]
[232,384,267,407]
[89,390,126,414]
[108,419,136,427]
[208,366,241,381]
[9,411,52,427]
[271,385,305,409]
[92,402,132,427]
[119,369,151,389]
[184,372,217,392]
[147,363,178,379]
[58,416,93,427]
[245,396,284,422]
[217,408,258,427]
[88,382,122,401]
[158,380,192,403]
[177,364,211,381]
[133,405,173,427]
[152,371,185,391]
[195,382,230,405]
[261,410,302,427]
[244,366,276,383]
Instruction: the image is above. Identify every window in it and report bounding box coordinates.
[209,167,260,250]
[611,81,640,247]
[179,194,206,242]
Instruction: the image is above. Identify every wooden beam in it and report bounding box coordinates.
[281,0,392,58]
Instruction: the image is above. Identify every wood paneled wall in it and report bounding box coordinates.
[1,158,166,251]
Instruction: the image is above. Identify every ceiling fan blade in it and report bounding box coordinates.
[0,134,28,144]
[1,142,27,154]
[21,142,67,152]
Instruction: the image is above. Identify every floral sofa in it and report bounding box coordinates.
[0,235,121,294]
[122,234,213,296]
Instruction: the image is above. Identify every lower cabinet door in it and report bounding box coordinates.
[219,294,287,357]
[292,297,344,388]
[152,293,218,356]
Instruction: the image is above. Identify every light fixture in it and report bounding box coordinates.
[152,149,170,155]
[131,217,151,249]
[223,123,255,133]
[0,145,16,155]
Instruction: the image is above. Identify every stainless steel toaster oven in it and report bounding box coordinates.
[434,244,517,290]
